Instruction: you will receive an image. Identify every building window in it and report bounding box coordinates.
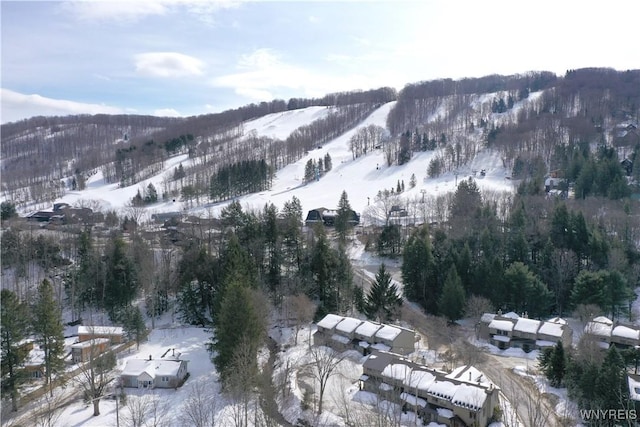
[162,376,169,382]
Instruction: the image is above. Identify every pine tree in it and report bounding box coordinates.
[335,190,353,243]
[438,266,466,321]
[1,290,31,411]
[33,279,65,396]
[123,306,147,350]
[409,174,416,188]
[401,225,435,312]
[208,281,265,384]
[324,153,332,172]
[364,264,402,322]
[304,159,315,183]
[103,237,138,321]
[548,341,566,387]
[144,183,158,204]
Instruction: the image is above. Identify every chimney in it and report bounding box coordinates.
[149,354,152,361]
[172,348,175,357]
[469,372,472,381]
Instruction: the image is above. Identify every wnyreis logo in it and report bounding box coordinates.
[580,409,637,422]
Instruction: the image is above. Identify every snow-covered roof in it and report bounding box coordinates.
[535,340,556,347]
[427,380,457,400]
[375,325,402,341]
[121,358,184,378]
[335,317,363,334]
[585,321,612,337]
[316,314,344,330]
[78,325,123,335]
[331,334,351,344]
[446,365,489,386]
[355,320,381,338]
[381,363,412,381]
[612,325,640,341]
[547,317,567,325]
[488,319,514,332]
[405,370,436,391]
[480,313,496,323]
[502,311,520,319]
[514,318,541,334]
[592,316,613,325]
[358,341,370,348]
[538,321,565,337]
[451,383,487,410]
[71,338,110,349]
[400,392,427,408]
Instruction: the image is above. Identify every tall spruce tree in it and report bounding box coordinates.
[33,279,65,396]
[401,225,436,312]
[335,190,353,243]
[208,280,265,385]
[438,266,466,321]
[103,237,138,321]
[364,264,402,322]
[1,290,31,411]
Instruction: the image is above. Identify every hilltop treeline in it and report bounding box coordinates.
[1,87,395,207]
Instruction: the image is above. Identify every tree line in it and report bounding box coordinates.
[402,176,639,322]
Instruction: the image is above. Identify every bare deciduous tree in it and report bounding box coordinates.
[304,346,346,415]
[180,381,218,427]
[74,345,116,416]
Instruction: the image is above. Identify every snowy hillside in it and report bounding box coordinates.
[51,101,515,221]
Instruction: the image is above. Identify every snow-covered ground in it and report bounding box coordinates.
[45,101,516,223]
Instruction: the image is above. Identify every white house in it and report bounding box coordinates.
[121,357,188,389]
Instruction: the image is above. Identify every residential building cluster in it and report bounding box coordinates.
[314,314,498,426]
[313,313,418,355]
[361,351,499,427]
[477,311,573,351]
[583,316,640,349]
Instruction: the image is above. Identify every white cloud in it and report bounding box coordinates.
[1,88,124,124]
[61,0,242,24]
[134,52,205,78]
[211,48,380,101]
[153,108,182,117]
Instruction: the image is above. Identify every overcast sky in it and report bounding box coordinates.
[2,0,639,124]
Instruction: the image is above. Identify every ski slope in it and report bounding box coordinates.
[53,102,516,221]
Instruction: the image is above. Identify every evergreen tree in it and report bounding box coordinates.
[310,229,339,315]
[402,225,436,312]
[208,281,265,384]
[144,183,158,204]
[1,290,31,411]
[335,190,353,243]
[103,237,138,321]
[304,159,315,183]
[409,173,416,189]
[282,196,303,277]
[438,265,466,321]
[540,341,567,387]
[32,279,65,396]
[364,264,402,322]
[263,203,282,294]
[548,341,567,387]
[123,306,147,350]
[324,153,332,172]
[595,346,628,410]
